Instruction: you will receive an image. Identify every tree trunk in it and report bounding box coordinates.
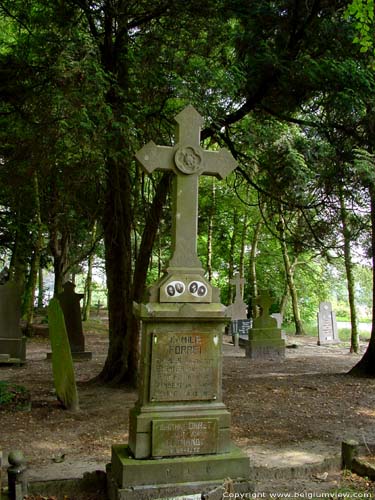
[279,281,289,318]
[22,172,43,332]
[339,189,359,353]
[227,211,238,304]
[82,222,97,322]
[279,214,305,335]
[349,186,375,376]
[206,178,216,282]
[50,229,70,296]
[239,212,248,291]
[248,218,262,317]
[37,266,44,309]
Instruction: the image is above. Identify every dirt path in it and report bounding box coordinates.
[1,326,374,497]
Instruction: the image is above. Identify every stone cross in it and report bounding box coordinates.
[230,273,245,300]
[136,105,237,272]
[255,291,273,318]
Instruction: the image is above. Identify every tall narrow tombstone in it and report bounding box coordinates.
[47,282,92,360]
[317,301,340,345]
[47,298,79,411]
[246,291,285,360]
[227,273,249,347]
[107,106,251,500]
[0,281,26,364]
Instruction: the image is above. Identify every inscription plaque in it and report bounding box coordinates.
[150,332,219,402]
[152,418,218,457]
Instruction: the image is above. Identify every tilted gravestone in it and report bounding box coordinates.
[0,281,26,364]
[47,298,79,411]
[47,282,92,360]
[246,291,285,360]
[107,106,250,500]
[317,301,340,345]
[227,273,249,347]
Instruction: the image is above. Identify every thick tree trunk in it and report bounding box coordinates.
[349,187,375,376]
[279,281,289,318]
[279,214,305,335]
[339,190,359,353]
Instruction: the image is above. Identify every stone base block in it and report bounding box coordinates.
[108,444,251,500]
[0,337,26,363]
[246,328,285,360]
[46,351,92,361]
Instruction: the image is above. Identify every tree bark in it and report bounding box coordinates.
[349,186,375,376]
[37,265,44,309]
[227,211,238,304]
[82,222,97,322]
[339,189,359,353]
[206,178,216,282]
[248,218,262,317]
[279,213,306,335]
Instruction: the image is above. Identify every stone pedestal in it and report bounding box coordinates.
[107,300,251,499]
[245,291,285,361]
[246,327,285,360]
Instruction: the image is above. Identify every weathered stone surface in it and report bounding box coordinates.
[246,291,285,360]
[227,273,247,320]
[47,298,79,411]
[149,331,220,402]
[0,281,26,364]
[317,301,340,345]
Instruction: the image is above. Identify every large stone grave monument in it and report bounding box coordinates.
[47,282,92,360]
[317,301,340,345]
[107,105,250,500]
[0,281,26,364]
[246,291,285,360]
[227,273,250,347]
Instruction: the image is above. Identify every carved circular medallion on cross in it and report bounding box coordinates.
[174,146,202,174]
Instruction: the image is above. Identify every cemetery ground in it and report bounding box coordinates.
[1,316,375,499]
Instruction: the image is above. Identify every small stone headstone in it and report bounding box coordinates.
[47,298,79,411]
[0,281,26,364]
[227,273,248,347]
[246,291,285,360]
[47,282,92,360]
[317,301,339,345]
[271,313,287,341]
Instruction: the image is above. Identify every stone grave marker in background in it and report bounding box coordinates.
[227,273,249,347]
[270,312,287,341]
[317,301,340,345]
[107,105,250,500]
[246,291,285,360]
[48,282,92,360]
[47,298,79,411]
[0,281,26,364]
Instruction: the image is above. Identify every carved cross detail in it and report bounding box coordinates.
[230,272,245,301]
[136,105,237,272]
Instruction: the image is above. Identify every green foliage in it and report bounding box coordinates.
[345,0,375,54]
[0,381,30,409]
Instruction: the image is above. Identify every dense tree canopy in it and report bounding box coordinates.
[1,0,375,381]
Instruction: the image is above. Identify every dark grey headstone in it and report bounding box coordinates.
[57,282,92,360]
[0,281,26,363]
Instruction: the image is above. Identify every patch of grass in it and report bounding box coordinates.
[0,381,30,410]
[83,317,108,335]
[337,328,371,342]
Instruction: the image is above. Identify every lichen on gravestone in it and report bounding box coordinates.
[47,298,79,411]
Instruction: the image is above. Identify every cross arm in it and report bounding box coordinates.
[135,141,175,174]
[202,149,237,180]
